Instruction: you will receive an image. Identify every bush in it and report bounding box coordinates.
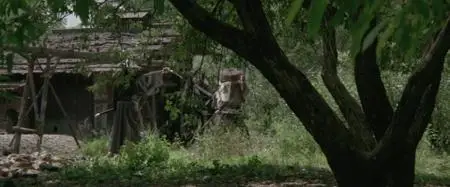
[427,75,450,153]
[57,61,450,186]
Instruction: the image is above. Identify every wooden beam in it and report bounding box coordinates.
[48,82,82,148]
[37,57,51,152]
[3,45,168,64]
[12,126,37,134]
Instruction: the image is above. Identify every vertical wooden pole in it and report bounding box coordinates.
[28,58,40,127]
[12,61,34,153]
[37,57,51,152]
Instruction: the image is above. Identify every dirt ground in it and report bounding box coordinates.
[0,134,80,157]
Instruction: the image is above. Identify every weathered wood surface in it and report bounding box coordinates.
[0,24,177,75]
[12,61,34,153]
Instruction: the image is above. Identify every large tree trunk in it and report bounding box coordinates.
[329,149,415,187]
[169,1,450,187]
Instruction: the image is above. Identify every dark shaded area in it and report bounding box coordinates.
[112,69,214,146]
[4,163,450,187]
[4,73,94,134]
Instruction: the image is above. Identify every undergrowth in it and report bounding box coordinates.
[50,66,450,186]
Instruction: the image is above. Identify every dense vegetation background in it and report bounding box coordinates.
[0,0,449,186]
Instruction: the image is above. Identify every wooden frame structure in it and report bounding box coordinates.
[8,56,81,153]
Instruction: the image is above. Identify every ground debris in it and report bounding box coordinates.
[0,151,69,179]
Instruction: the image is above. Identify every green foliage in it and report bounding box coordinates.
[285,0,304,25]
[54,109,450,186]
[286,0,449,59]
[0,0,65,46]
[1,1,449,185]
[119,136,170,171]
[87,70,136,94]
[306,0,328,37]
[427,74,450,153]
[80,137,109,157]
[73,0,95,23]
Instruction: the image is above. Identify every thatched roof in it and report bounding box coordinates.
[0,22,178,75]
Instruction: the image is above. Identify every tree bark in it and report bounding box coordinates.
[371,15,450,163]
[320,8,375,150]
[169,1,450,186]
[354,18,393,140]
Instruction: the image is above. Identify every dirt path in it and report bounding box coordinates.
[0,134,81,157]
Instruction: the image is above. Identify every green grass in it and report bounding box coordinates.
[9,66,449,186]
[19,120,447,186]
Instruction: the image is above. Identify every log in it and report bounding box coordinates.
[12,126,37,134]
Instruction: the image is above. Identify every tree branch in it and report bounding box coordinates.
[320,8,376,150]
[167,0,254,59]
[354,18,394,141]
[226,0,271,36]
[371,15,450,162]
[408,76,441,146]
[169,0,363,163]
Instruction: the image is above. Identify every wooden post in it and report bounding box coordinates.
[48,82,81,148]
[37,58,51,153]
[8,85,44,148]
[11,61,34,153]
[28,58,40,129]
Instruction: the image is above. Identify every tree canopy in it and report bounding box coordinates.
[0,0,449,186]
